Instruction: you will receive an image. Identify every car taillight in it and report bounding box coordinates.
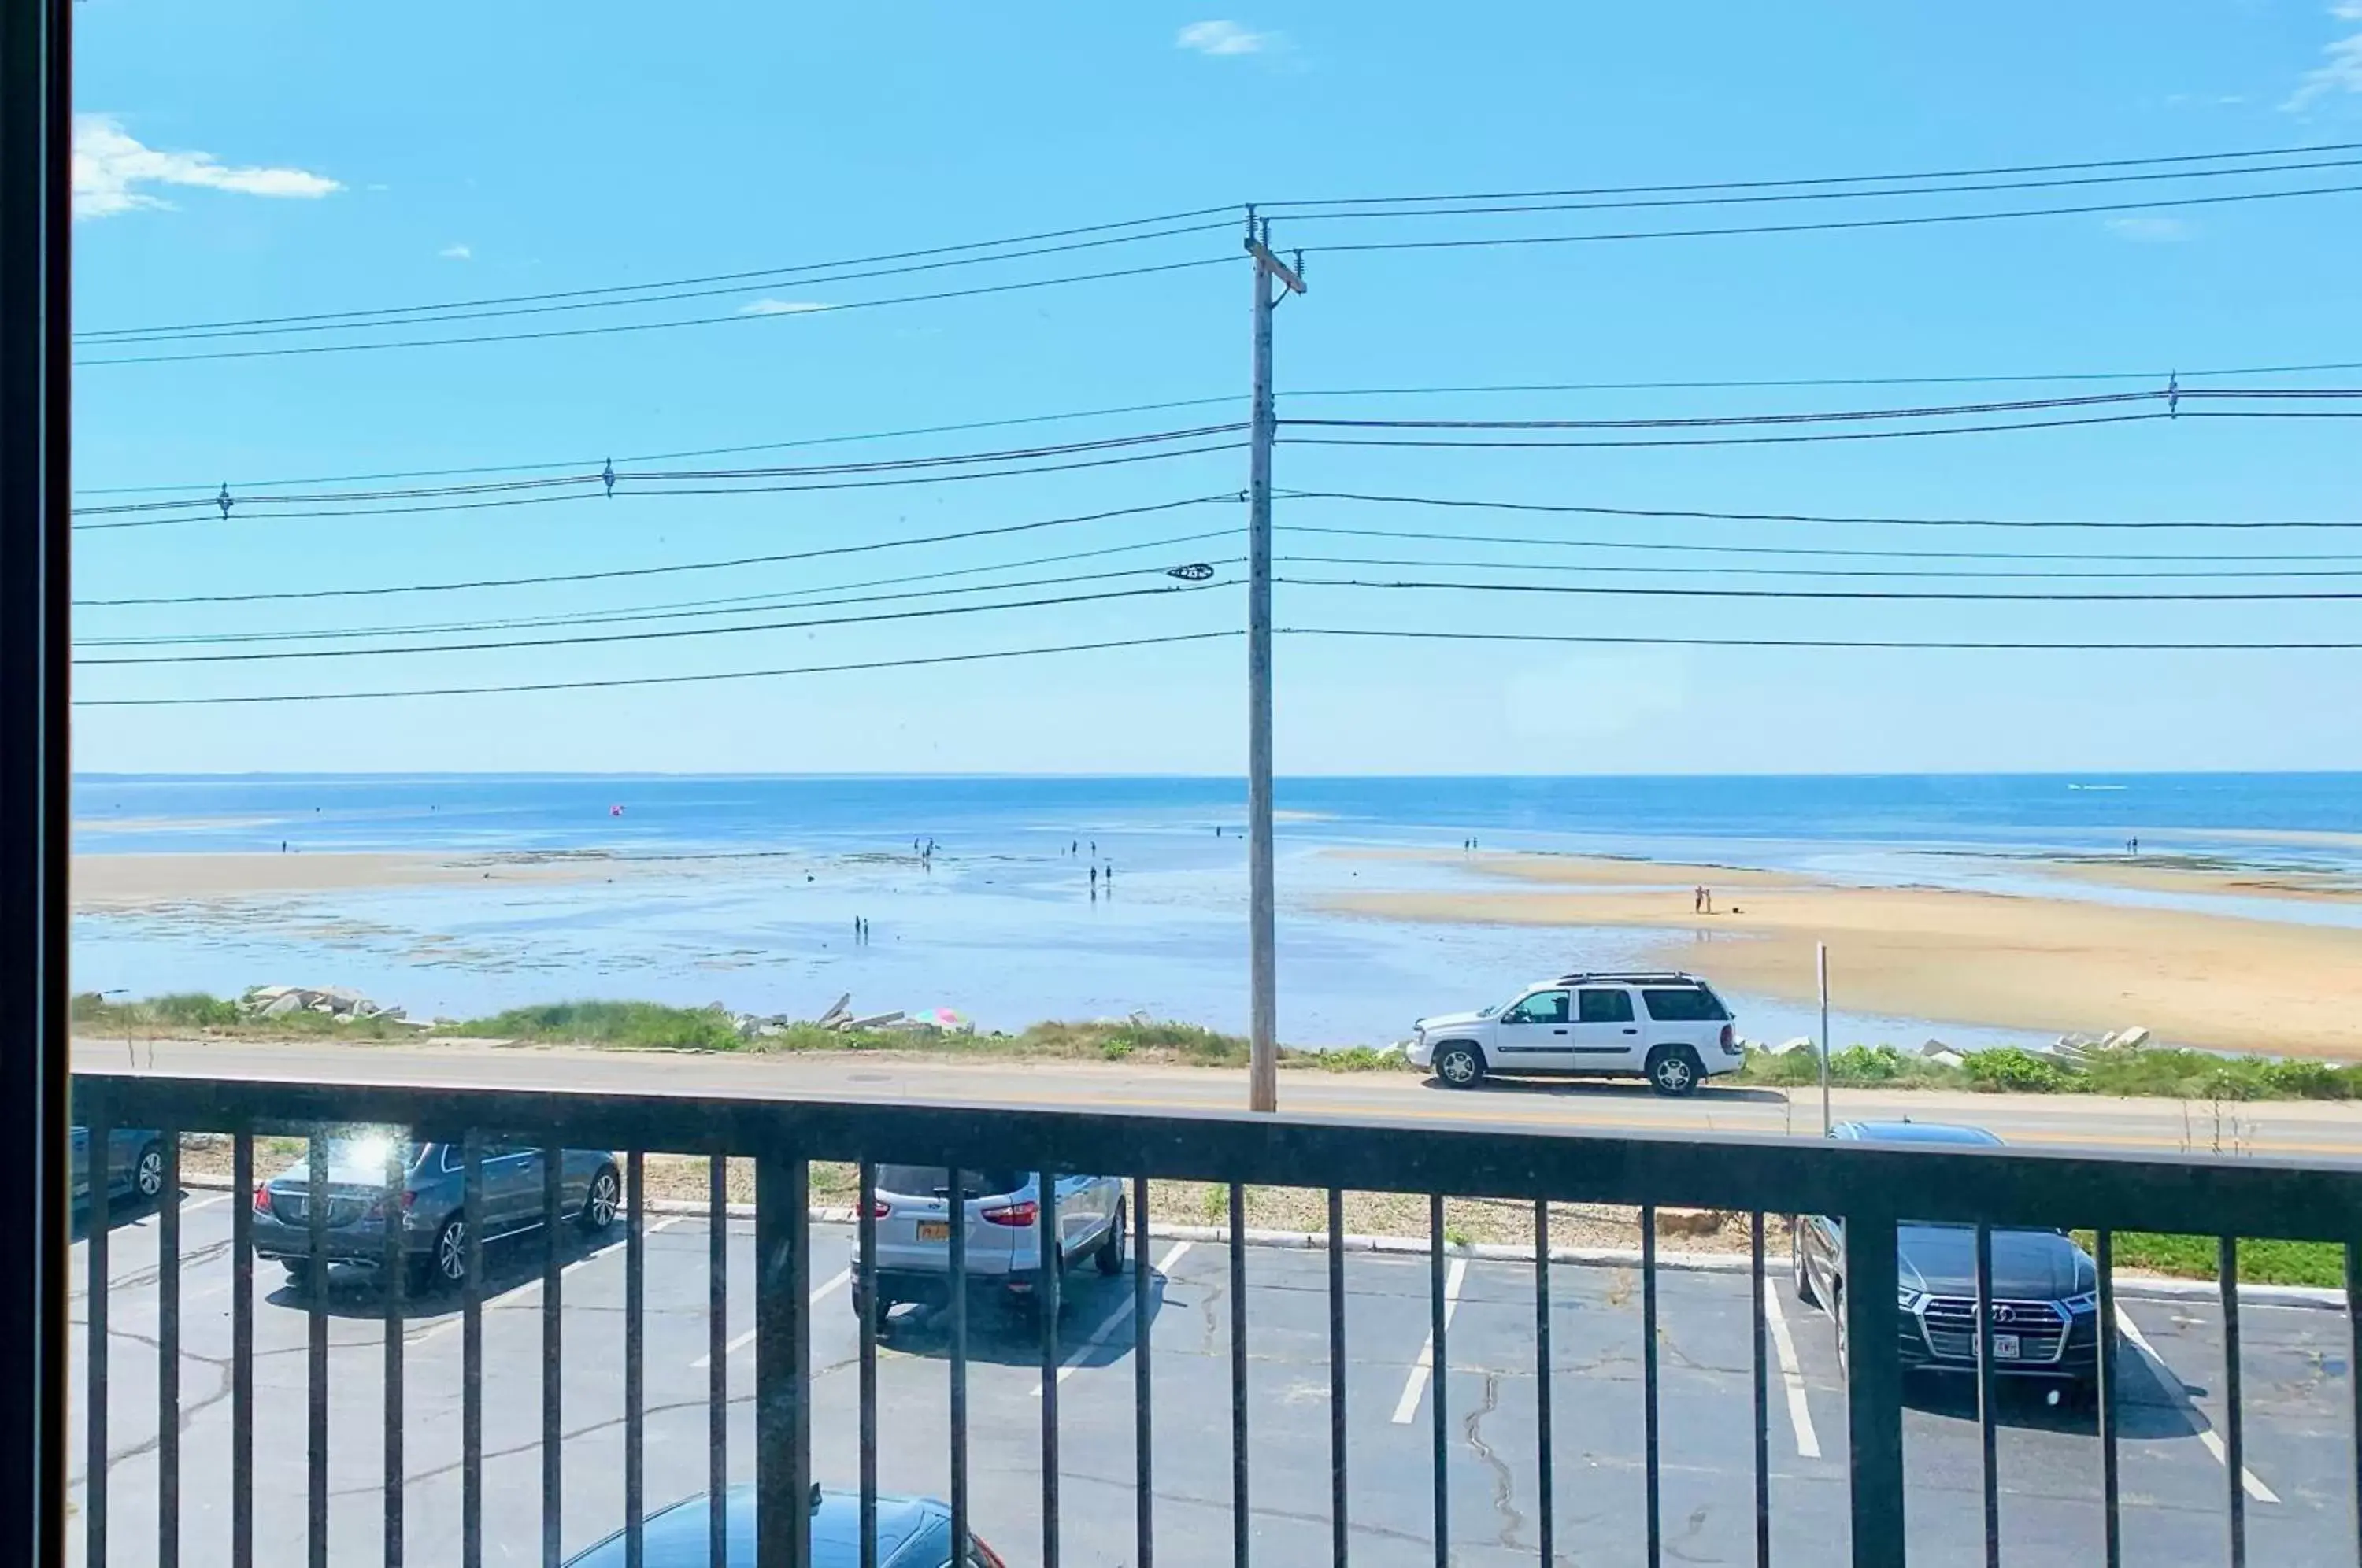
[979,1198,1038,1228]
[252,1183,273,1216]
[968,1537,1009,1568]
[868,1200,890,1219]
[1720,1023,1734,1048]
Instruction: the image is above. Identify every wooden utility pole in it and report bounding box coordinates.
[1246,213,1304,1114]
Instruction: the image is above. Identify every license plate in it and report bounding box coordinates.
[1991,1333,2021,1360]
[916,1221,950,1243]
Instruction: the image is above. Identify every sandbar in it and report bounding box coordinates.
[1326,860,2362,1060]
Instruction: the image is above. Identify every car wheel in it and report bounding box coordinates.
[1647,1046,1702,1097]
[1790,1221,1819,1307]
[1432,1043,1485,1089]
[431,1214,469,1289]
[131,1141,165,1202]
[850,1282,894,1330]
[1095,1200,1128,1276]
[578,1165,620,1234]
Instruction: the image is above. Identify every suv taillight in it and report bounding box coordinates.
[252,1183,273,1216]
[1720,1023,1734,1048]
[979,1198,1038,1228]
[868,1200,890,1219]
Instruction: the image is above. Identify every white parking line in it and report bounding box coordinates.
[1390,1257,1468,1425]
[2114,1305,2279,1504]
[180,1194,229,1215]
[1760,1276,1823,1459]
[692,1268,851,1368]
[1032,1241,1190,1397]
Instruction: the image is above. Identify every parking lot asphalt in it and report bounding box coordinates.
[67,1193,2356,1567]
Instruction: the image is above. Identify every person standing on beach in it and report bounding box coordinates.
[1693,885,1703,914]
[1090,864,1098,889]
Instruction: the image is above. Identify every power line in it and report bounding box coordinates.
[76,579,1234,666]
[73,442,1247,533]
[1287,409,2171,448]
[1303,181,2362,257]
[76,254,1237,368]
[1283,627,2362,652]
[1281,488,2362,531]
[73,495,1241,605]
[1272,153,2362,224]
[72,424,1249,516]
[83,219,1245,348]
[78,554,1245,649]
[1261,140,2362,210]
[1277,574,2362,603]
[72,395,1249,498]
[1283,387,2357,431]
[72,631,1241,708]
[76,205,1244,340]
[1280,522,2362,564]
[72,360,2362,499]
[1275,552,2362,581]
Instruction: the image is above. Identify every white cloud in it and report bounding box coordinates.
[1176,20,1278,56]
[737,298,832,316]
[72,113,340,220]
[2287,6,2362,109]
[439,242,472,261]
[2105,216,2196,242]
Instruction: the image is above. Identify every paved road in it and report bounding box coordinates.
[68,1191,2353,1566]
[81,1035,2362,1163]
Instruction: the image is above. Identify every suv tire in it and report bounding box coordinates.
[1432,1042,1486,1089]
[1094,1200,1128,1276]
[1647,1045,1703,1097]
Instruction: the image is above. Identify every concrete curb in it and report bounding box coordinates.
[182,1175,2345,1311]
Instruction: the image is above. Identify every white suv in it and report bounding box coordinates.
[1405,971,1742,1096]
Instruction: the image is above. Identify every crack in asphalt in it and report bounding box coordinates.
[1461,1368,1528,1553]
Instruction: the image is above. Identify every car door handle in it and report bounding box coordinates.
[1553,1027,1568,1034]
[1623,1027,1638,1034]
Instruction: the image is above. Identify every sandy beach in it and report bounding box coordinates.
[1325,852,2362,1060]
[2020,854,2362,905]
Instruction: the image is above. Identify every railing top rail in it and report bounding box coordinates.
[72,1068,2362,1242]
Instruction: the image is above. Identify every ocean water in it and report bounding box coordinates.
[69,772,2362,1048]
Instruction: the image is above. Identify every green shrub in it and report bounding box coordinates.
[1827,1045,1908,1084]
[455,1000,745,1051]
[1100,1038,1133,1062]
[2258,1059,2357,1100]
[1960,1048,2073,1093]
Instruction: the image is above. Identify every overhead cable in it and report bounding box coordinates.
[1276,574,2362,603]
[76,205,1244,340]
[1283,627,2362,652]
[1279,489,2362,531]
[73,631,1242,708]
[76,579,1233,666]
[73,495,1242,605]
[76,255,1236,368]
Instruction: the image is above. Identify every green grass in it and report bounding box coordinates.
[1735,1042,2360,1101]
[69,989,415,1039]
[453,1000,746,1051]
[2068,1230,2346,1289]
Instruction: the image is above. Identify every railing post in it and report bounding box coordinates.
[754,1152,811,1568]
[1843,1209,1905,1568]
[0,0,74,1560]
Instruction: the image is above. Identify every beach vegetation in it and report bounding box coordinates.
[1738,1041,2360,1102]
[456,1000,745,1051]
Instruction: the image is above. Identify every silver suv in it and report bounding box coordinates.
[857,1166,1127,1325]
[1405,970,1742,1096]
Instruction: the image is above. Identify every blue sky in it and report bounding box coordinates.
[67,1,2362,775]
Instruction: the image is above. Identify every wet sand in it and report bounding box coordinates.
[72,850,607,905]
[2023,855,2362,905]
[1325,855,2362,1060]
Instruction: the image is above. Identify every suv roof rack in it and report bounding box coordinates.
[1552,970,1701,986]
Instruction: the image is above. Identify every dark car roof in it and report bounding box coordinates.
[1832,1120,2003,1147]
[565,1486,943,1566]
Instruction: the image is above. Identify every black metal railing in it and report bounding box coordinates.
[64,1070,2362,1568]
